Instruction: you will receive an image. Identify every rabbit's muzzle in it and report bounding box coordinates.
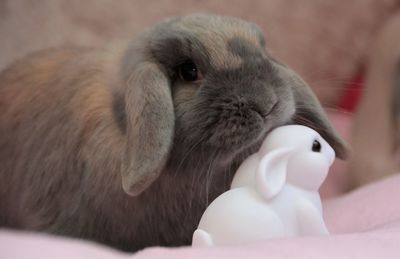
[203,95,276,152]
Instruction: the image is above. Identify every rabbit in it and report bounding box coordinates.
[0,13,347,251]
[192,125,334,247]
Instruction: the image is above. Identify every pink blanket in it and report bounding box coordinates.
[2,174,400,258]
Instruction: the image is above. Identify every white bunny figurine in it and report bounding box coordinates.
[192,125,335,247]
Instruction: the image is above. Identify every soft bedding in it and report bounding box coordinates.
[2,174,400,259]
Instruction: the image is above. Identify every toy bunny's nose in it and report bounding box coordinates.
[321,138,335,165]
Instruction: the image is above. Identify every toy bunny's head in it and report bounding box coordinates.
[259,125,335,162]
[255,125,335,199]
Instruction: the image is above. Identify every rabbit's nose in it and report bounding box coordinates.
[230,97,275,119]
[242,94,278,119]
[249,100,278,118]
[237,85,279,118]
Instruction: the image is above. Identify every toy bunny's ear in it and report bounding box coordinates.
[256,148,293,200]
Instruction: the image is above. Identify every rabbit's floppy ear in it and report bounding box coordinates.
[256,148,293,200]
[121,60,174,196]
[291,82,349,160]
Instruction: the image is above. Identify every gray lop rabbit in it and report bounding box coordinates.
[0,13,347,251]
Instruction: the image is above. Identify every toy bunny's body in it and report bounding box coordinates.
[192,125,334,247]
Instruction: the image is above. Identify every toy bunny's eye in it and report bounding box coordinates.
[312,140,321,152]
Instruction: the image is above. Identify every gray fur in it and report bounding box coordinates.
[112,92,127,134]
[0,14,347,251]
[227,36,266,58]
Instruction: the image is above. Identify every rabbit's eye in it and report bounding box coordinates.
[312,140,322,152]
[178,61,200,82]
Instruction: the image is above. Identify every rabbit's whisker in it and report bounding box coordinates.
[172,136,205,179]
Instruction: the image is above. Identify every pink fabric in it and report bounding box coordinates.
[2,175,400,259]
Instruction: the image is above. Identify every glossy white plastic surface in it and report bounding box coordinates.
[192,125,335,247]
